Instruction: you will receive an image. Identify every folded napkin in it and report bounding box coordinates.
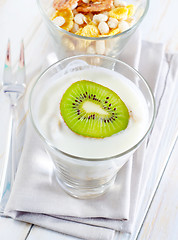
[3,31,177,240]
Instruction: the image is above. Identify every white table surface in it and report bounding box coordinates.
[0,0,178,239]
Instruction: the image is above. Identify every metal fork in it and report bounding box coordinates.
[0,40,26,213]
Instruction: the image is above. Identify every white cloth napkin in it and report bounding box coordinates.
[2,31,177,240]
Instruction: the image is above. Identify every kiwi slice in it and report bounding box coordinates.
[60,80,129,138]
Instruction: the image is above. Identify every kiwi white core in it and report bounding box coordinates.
[82,101,109,116]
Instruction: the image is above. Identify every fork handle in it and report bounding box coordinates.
[0,104,16,213]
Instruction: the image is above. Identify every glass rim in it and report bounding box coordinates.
[36,0,150,41]
[29,54,156,162]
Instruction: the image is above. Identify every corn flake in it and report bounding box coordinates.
[77,0,112,13]
[81,25,99,37]
[108,28,120,36]
[53,0,79,11]
[75,28,83,35]
[52,8,74,31]
[62,37,75,50]
[76,39,91,50]
[109,7,128,20]
[126,4,135,18]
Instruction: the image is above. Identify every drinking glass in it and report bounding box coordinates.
[30,55,155,199]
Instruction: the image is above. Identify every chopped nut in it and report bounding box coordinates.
[93,14,108,24]
[52,16,66,26]
[74,13,85,25]
[108,17,119,29]
[98,22,109,35]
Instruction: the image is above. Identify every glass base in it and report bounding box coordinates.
[55,173,117,199]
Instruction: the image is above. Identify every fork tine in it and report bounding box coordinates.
[5,39,11,67]
[3,39,12,85]
[16,40,26,85]
[19,40,25,69]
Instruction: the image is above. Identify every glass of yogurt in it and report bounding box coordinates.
[30,55,155,199]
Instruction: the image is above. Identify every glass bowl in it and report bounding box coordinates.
[30,55,155,199]
[37,0,149,58]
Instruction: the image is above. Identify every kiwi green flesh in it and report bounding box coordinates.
[60,80,129,138]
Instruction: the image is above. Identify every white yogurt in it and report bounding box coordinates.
[37,67,149,159]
